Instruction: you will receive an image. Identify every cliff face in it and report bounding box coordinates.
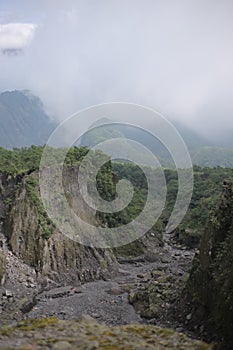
[0,173,19,283]
[1,168,117,284]
[185,180,233,346]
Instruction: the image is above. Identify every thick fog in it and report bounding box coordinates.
[0,0,233,144]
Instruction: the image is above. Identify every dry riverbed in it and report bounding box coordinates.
[1,232,195,331]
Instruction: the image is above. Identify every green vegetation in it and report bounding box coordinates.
[174,165,233,246]
[25,174,54,238]
[1,145,233,346]
[0,146,233,244]
[0,145,43,174]
[112,163,233,247]
[1,90,233,168]
[186,181,233,347]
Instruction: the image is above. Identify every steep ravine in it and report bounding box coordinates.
[23,233,195,327]
[0,228,212,350]
[0,168,215,349]
[0,221,195,328]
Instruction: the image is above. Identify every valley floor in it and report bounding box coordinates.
[1,229,195,332]
[1,229,217,349]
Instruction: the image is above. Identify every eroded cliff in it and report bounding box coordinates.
[1,168,117,284]
[184,180,233,347]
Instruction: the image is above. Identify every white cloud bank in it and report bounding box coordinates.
[0,23,36,52]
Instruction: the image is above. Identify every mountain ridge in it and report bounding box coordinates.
[0,90,56,149]
[1,90,233,167]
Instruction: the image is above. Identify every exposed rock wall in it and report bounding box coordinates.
[0,173,23,219]
[184,180,233,346]
[1,169,117,284]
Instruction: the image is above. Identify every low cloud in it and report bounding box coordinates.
[0,1,232,145]
[0,23,37,54]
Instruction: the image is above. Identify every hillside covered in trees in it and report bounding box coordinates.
[0,145,233,349]
[0,145,232,246]
[0,91,56,149]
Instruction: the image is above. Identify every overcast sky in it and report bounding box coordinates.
[0,0,233,143]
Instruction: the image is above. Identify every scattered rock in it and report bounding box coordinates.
[20,296,37,314]
[151,270,165,278]
[176,327,184,332]
[161,256,172,264]
[118,268,130,275]
[90,313,101,319]
[52,341,72,350]
[106,288,124,296]
[3,289,13,298]
[44,286,81,299]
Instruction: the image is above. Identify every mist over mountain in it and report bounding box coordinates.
[80,117,233,168]
[0,90,56,149]
[0,90,232,167]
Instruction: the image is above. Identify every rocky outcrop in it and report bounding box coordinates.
[1,168,117,284]
[0,316,212,350]
[127,233,195,324]
[184,180,233,347]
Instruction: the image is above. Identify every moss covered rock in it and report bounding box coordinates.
[0,317,212,350]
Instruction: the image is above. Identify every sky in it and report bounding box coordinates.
[0,0,233,144]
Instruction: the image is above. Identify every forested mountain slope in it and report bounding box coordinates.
[0,90,56,148]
